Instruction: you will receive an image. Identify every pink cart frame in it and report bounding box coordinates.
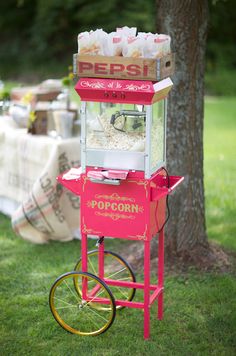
[58,167,183,339]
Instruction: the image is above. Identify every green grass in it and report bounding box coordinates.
[204,97,236,250]
[0,96,236,355]
[0,213,235,356]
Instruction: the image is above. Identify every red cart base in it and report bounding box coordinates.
[49,167,183,339]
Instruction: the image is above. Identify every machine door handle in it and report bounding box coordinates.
[89,178,121,186]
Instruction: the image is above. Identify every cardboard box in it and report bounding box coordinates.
[10,86,62,104]
[73,53,175,81]
[28,110,48,135]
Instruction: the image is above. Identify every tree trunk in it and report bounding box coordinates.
[156,0,209,256]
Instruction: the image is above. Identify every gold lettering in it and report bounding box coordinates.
[98,201,104,209]
[124,204,131,212]
[89,199,142,214]
[111,203,117,211]
[118,203,124,212]
[91,201,97,208]
[105,201,111,210]
[131,204,139,213]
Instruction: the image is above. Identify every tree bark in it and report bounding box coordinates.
[156,0,209,256]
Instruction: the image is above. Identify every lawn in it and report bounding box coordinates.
[204,97,236,251]
[0,96,236,355]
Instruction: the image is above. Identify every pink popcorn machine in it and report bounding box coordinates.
[49,75,183,339]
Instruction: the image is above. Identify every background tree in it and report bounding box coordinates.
[0,0,235,92]
[156,0,210,263]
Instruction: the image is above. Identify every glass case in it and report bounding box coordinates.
[80,99,166,178]
[86,102,146,152]
[150,99,166,173]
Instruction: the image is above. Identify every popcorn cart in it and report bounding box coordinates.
[49,62,183,339]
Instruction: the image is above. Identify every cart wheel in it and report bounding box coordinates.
[74,250,136,310]
[49,271,116,336]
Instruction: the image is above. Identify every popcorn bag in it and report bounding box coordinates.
[122,36,144,58]
[148,34,171,58]
[116,26,137,37]
[105,32,124,56]
[77,27,171,59]
[78,29,107,55]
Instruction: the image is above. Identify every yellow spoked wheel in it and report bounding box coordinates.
[74,250,136,310]
[49,271,116,336]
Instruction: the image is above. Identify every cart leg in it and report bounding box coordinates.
[81,233,88,272]
[81,233,88,299]
[158,229,164,320]
[98,236,105,279]
[144,239,151,339]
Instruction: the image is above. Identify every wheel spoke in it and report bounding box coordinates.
[113,286,129,299]
[53,296,76,307]
[84,305,110,323]
[106,276,131,282]
[74,251,136,311]
[106,267,127,279]
[50,272,115,336]
[56,305,78,310]
[81,308,101,330]
[88,257,98,275]
[63,279,81,303]
[86,287,108,306]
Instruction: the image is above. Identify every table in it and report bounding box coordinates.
[0,115,81,243]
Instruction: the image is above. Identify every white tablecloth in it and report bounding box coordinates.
[0,116,81,243]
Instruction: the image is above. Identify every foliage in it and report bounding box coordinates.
[0,0,156,79]
[206,0,236,95]
[0,89,10,101]
[0,0,236,93]
[207,0,236,71]
[0,0,36,75]
[205,69,236,96]
[61,66,74,87]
